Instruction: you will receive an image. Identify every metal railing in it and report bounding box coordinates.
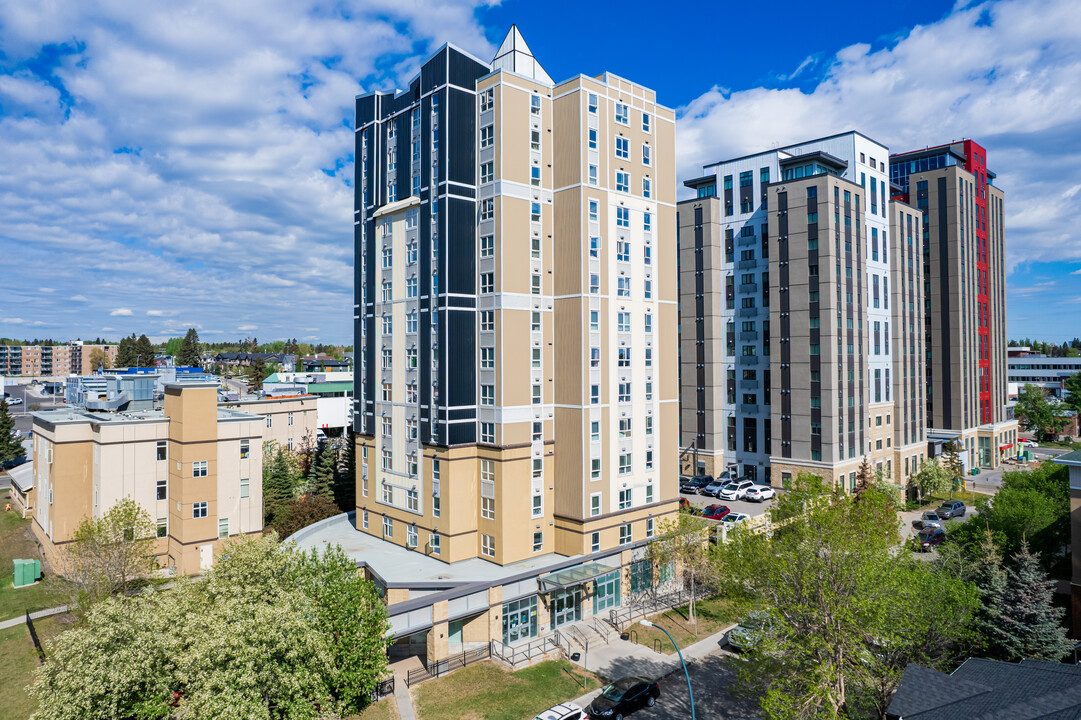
[490,635,561,667]
[590,616,611,644]
[369,676,395,702]
[608,587,702,631]
[405,644,490,687]
[552,629,570,657]
[567,624,589,650]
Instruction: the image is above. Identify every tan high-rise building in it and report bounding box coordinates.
[890,141,1017,468]
[319,28,679,663]
[30,382,264,575]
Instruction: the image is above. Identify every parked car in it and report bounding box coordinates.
[719,479,754,501]
[679,475,712,495]
[534,702,585,720]
[701,478,730,498]
[744,485,776,502]
[701,504,731,521]
[678,497,701,515]
[919,510,943,529]
[720,512,749,525]
[936,500,966,519]
[913,527,946,552]
[587,677,660,719]
[4,396,23,406]
[726,610,773,652]
[1018,439,1038,448]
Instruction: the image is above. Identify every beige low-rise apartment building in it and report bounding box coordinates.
[0,342,117,377]
[220,393,318,452]
[31,382,264,575]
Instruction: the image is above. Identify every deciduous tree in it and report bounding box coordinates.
[912,459,952,505]
[64,498,157,611]
[87,347,111,371]
[646,512,716,635]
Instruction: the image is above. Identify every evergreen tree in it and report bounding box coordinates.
[247,356,267,391]
[854,455,873,493]
[135,334,156,368]
[262,443,299,524]
[307,444,337,503]
[116,334,138,368]
[0,399,24,464]
[942,440,965,497]
[335,431,357,512]
[973,532,1012,657]
[996,541,1074,661]
[177,327,202,367]
[1063,372,1081,415]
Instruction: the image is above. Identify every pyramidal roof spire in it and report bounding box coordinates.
[491,25,552,84]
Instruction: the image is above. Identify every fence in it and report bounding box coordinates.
[405,644,490,687]
[25,611,45,663]
[490,635,561,668]
[369,676,395,702]
[608,587,702,631]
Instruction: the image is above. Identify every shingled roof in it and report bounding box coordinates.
[887,658,1081,720]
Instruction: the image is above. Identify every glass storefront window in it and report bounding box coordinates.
[593,571,621,614]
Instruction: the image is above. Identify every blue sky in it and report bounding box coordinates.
[0,0,1079,345]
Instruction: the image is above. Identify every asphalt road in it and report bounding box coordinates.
[633,653,762,720]
[4,382,66,435]
[680,487,775,519]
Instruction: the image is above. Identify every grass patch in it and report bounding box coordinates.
[346,694,398,720]
[1040,440,1081,451]
[0,623,41,720]
[0,492,71,622]
[627,595,744,654]
[903,490,983,512]
[412,660,602,720]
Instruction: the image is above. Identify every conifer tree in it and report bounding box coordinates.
[177,328,202,367]
[307,444,337,503]
[116,334,138,368]
[135,334,156,368]
[335,431,357,512]
[0,399,24,464]
[262,443,299,524]
[997,540,1073,661]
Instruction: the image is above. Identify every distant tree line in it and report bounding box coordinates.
[1008,337,1081,357]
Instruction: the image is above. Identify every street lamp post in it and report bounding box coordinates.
[641,619,694,720]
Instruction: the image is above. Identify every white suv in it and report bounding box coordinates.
[533,703,584,720]
[719,480,754,501]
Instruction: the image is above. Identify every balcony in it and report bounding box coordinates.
[739,283,758,294]
[738,307,758,317]
[739,331,759,341]
[740,379,760,390]
[740,355,759,365]
[739,404,760,414]
[737,259,758,270]
[737,234,757,247]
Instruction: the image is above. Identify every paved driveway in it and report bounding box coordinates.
[680,489,775,519]
[633,653,762,720]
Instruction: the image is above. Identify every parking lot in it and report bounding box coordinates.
[680,484,776,519]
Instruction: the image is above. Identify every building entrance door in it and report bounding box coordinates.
[549,587,581,630]
[199,544,213,571]
[448,619,464,648]
[593,571,621,614]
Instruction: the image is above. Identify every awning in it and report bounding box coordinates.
[538,561,617,592]
[1000,443,1014,450]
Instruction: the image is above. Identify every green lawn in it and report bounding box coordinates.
[0,492,71,622]
[412,660,602,720]
[0,623,41,720]
[627,595,744,655]
[347,694,399,720]
[904,490,984,512]
[1040,440,1081,451]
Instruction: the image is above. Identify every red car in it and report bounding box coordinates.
[701,504,731,521]
[678,497,701,515]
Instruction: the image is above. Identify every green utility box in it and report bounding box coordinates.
[12,558,41,588]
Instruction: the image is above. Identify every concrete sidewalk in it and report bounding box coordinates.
[570,623,736,708]
[0,604,70,631]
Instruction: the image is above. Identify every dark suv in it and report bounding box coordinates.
[587,677,660,719]
[679,475,712,495]
[936,500,966,519]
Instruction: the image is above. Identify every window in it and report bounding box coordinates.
[406,311,417,333]
[532,347,542,369]
[589,164,598,185]
[591,532,600,553]
[481,346,495,369]
[588,128,597,149]
[407,276,418,297]
[618,453,632,474]
[619,417,632,437]
[432,460,441,517]
[480,125,493,148]
[588,93,598,113]
[615,102,628,124]
[642,144,651,166]
[619,523,632,545]
[240,477,250,499]
[646,517,654,538]
[193,461,208,478]
[590,384,600,405]
[644,313,652,333]
[531,202,541,223]
[590,274,600,294]
[532,383,541,404]
[383,516,393,537]
[156,440,167,461]
[193,501,208,519]
[156,518,167,538]
[531,165,541,187]
[591,457,601,479]
[480,272,494,294]
[156,478,167,501]
[530,94,541,115]
[615,137,629,159]
[362,510,369,529]
[481,460,495,519]
[591,421,600,442]
[532,422,542,442]
[616,172,629,193]
[533,531,543,553]
[480,310,494,332]
[645,415,653,436]
[619,488,632,509]
[480,88,494,111]
[642,177,651,198]
[590,311,599,331]
[617,277,630,297]
[617,240,630,262]
[531,273,541,295]
[481,384,494,406]
[480,198,494,220]
[481,534,495,557]
[617,312,631,333]
[429,532,440,554]
[616,206,630,228]
[480,161,494,184]
[645,482,654,504]
[591,493,602,517]
[531,311,541,332]
[382,246,392,268]
[382,315,392,335]
[218,517,229,539]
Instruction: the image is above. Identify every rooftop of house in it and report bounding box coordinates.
[887,658,1081,720]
